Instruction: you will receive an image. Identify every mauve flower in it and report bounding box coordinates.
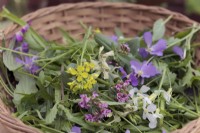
[173,46,184,60]
[117,92,129,102]
[16,56,40,74]
[21,42,29,53]
[139,32,167,57]
[71,126,81,133]
[15,31,23,42]
[101,108,112,117]
[78,94,90,109]
[92,92,99,98]
[85,114,95,122]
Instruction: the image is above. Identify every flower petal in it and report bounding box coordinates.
[140,85,150,93]
[15,58,25,65]
[150,39,167,56]
[125,129,130,133]
[149,119,157,129]
[130,60,142,73]
[147,103,157,112]
[129,87,138,97]
[119,67,127,79]
[141,62,160,78]
[138,48,149,58]
[130,73,138,86]
[143,32,152,47]
[71,126,81,133]
[173,46,184,60]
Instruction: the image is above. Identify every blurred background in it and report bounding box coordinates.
[0,0,200,29]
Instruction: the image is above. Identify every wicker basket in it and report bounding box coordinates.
[1,2,200,133]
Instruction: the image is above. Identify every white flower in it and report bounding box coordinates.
[143,103,163,129]
[91,46,117,79]
[154,88,172,104]
[129,85,151,111]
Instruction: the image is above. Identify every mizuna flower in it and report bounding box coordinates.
[67,62,98,91]
[16,56,40,74]
[130,60,160,86]
[173,46,184,60]
[139,32,167,58]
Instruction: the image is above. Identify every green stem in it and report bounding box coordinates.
[0,75,13,96]
[167,25,200,49]
[0,46,36,57]
[111,108,142,133]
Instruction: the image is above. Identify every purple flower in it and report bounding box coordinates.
[78,94,90,109]
[139,32,167,57]
[16,56,40,74]
[117,92,129,102]
[119,67,127,79]
[111,35,118,42]
[15,31,23,42]
[125,129,130,133]
[115,83,123,91]
[71,126,81,133]
[129,73,138,86]
[130,60,159,78]
[21,42,29,53]
[173,46,184,60]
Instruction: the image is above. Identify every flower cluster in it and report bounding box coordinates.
[114,80,131,102]
[67,62,99,91]
[79,92,112,122]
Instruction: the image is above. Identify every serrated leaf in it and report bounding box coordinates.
[45,103,58,124]
[153,19,165,41]
[13,75,38,105]
[163,68,177,86]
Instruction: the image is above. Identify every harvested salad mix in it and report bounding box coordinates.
[1,8,200,133]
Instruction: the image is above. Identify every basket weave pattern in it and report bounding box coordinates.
[1,2,200,133]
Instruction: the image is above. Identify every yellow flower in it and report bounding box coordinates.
[94,28,101,33]
[66,62,99,91]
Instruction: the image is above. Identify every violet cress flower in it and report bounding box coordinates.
[139,32,167,58]
[130,60,160,86]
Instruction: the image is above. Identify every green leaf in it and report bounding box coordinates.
[45,103,58,124]
[24,31,44,50]
[126,37,140,56]
[59,28,76,44]
[3,51,22,71]
[114,27,124,37]
[58,104,95,131]
[153,19,166,41]
[94,34,117,51]
[163,68,177,86]
[13,75,38,105]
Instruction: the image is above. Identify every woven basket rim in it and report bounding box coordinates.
[1,2,200,133]
[4,1,197,37]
